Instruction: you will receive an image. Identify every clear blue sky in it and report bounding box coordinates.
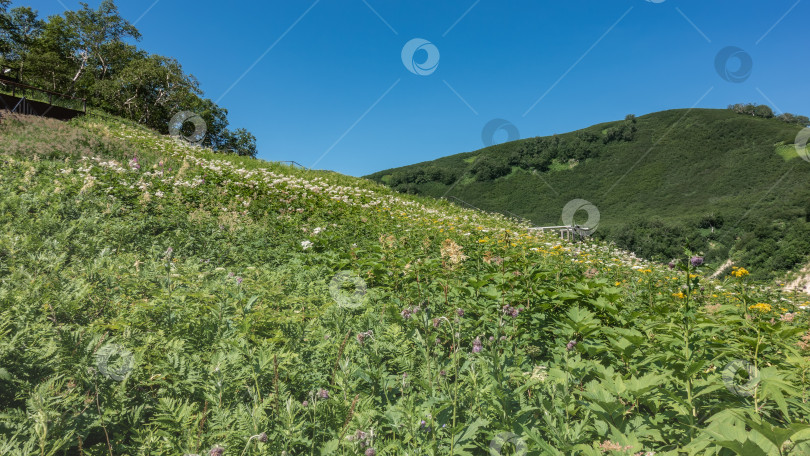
[27,0,810,176]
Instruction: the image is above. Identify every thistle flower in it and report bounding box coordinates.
[456,308,464,317]
[365,449,376,456]
[566,340,578,351]
[472,337,483,353]
[209,446,224,456]
[302,400,308,407]
[690,256,704,267]
[668,262,675,269]
[236,277,243,285]
[318,389,329,399]
[400,308,412,320]
[257,433,268,443]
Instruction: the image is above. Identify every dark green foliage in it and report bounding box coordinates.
[729,103,808,126]
[366,108,810,281]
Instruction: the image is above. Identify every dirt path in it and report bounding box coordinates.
[784,263,810,294]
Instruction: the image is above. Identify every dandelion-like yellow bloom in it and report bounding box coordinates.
[672,292,686,299]
[731,267,749,278]
[749,303,772,313]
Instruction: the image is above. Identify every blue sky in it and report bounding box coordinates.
[27,0,810,176]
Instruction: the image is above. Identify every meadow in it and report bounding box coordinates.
[2,114,810,455]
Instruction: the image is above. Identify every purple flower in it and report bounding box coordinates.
[566,340,578,351]
[318,389,329,399]
[365,449,376,456]
[257,432,268,443]
[236,277,242,285]
[668,262,675,269]
[302,400,308,407]
[456,308,464,317]
[401,308,412,320]
[690,256,704,267]
[209,446,224,456]
[432,318,440,328]
[472,337,483,353]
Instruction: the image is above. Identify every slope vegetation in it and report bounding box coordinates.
[1,114,810,455]
[366,109,810,282]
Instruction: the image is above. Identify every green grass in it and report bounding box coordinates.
[365,108,810,282]
[2,113,810,455]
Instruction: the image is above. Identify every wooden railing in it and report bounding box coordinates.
[0,78,86,119]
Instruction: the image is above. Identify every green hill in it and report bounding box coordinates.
[365,108,810,282]
[3,113,810,455]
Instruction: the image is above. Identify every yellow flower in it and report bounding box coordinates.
[672,292,686,299]
[615,282,621,286]
[731,267,749,278]
[748,303,772,313]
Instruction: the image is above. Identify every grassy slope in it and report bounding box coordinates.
[366,109,810,281]
[1,114,810,455]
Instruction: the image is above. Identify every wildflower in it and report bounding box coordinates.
[318,389,329,399]
[566,340,577,351]
[690,256,704,267]
[440,239,468,266]
[456,308,464,317]
[365,449,376,456]
[236,277,243,285]
[401,308,412,320]
[749,303,772,313]
[209,446,224,456]
[672,292,686,299]
[780,312,796,322]
[301,240,313,250]
[302,400,308,407]
[257,433,268,443]
[731,267,749,278]
[668,262,675,269]
[472,337,483,353]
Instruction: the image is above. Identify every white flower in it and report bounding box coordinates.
[301,240,313,250]
[313,227,324,235]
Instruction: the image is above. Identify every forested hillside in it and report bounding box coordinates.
[366,108,810,282]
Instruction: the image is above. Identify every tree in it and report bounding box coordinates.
[753,104,774,119]
[224,128,258,158]
[2,6,44,82]
[0,0,11,60]
[63,0,141,90]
